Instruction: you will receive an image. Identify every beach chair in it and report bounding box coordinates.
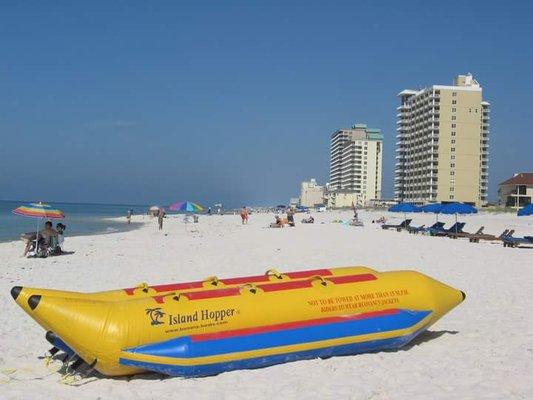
[429,222,466,237]
[408,221,443,235]
[502,233,533,248]
[447,226,484,240]
[381,219,412,231]
[469,229,510,243]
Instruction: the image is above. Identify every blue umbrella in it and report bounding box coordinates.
[420,203,444,213]
[517,204,533,216]
[419,202,444,223]
[388,203,420,222]
[388,203,420,213]
[439,202,478,232]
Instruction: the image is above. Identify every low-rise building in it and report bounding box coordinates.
[299,179,325,207]
[498,172,533,208]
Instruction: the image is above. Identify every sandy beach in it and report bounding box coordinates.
[1,210,532,399]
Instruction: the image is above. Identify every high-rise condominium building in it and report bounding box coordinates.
[329,124,383,207]
[394,74,490,206]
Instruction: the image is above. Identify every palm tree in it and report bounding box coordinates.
[145,308,165,325]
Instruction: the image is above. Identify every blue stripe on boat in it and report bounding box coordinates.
[119,327,426,377]
[121,309,430,359]
[51,336,75,356]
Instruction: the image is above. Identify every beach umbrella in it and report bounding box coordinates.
[517,204,533,216]
[12,202,65,239]
[169,201,204,213]
[439,202,477,232]
[420,202,444,222]
[388,202,420,222]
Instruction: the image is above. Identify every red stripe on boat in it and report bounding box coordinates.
[329,274,377,284]
[285,269,332,278]
[152,273,377,302]
[190,309,399,342]
[123,269,334,295]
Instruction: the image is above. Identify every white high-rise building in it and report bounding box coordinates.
[329,124,383,207]
[394,74,490,206]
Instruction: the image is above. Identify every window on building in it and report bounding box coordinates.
[450,163,455,168]
[450,195,455,199]
[451,139,456,144]
[452,123,456,128]
[450,171,455,176]
[451,155,455,159]
[451,131,456,136]
[450,187,455,192]
[452,92,457,97]
[451,147,455,152]
[452,108,456,112]
[451,116,456,120]
[452,100,457,105]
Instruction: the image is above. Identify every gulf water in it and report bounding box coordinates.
[0,200,148,242]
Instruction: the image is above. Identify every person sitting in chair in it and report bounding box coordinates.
[55,223,66,253]
[22,221,57,257]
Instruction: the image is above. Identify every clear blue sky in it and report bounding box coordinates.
[1,1,531,207]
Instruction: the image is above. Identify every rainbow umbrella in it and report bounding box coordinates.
[168,201,204,213]
[13,202,65,219]
[12,202,65,240]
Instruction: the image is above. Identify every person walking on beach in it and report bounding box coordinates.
[240,206,248,225]
[158,208,165,230]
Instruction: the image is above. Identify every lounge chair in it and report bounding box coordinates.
[469,229,511,243]
[407,221,443,234]
[502,233,533,248]
[381,219,412,231]
[447,226,484,240]
[429,222,465,237]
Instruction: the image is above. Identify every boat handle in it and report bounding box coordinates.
[240,283,258,294]
[310,275,329,287]
[203,276,220,286]
[265,268,283,280]
[135,282,150,293]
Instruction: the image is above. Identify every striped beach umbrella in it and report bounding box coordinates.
[168,201,204,212]
[13,202,65,219]
[13,202,65,240]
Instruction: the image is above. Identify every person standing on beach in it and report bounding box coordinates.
[240,206,248,225]
[286,207,295,227]
[126,210,132,224]
[158,208,165,230]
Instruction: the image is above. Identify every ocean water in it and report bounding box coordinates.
[0,200,148,243]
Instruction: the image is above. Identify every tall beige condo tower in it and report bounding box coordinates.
[394,74,489,206]
[329,124,383,207]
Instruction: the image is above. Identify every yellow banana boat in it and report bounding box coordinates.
[13,267,464,377]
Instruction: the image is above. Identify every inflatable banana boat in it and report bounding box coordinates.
[12,266,464,377]
[12,266,376,367]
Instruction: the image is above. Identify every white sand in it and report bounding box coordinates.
[1,210,532,399]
